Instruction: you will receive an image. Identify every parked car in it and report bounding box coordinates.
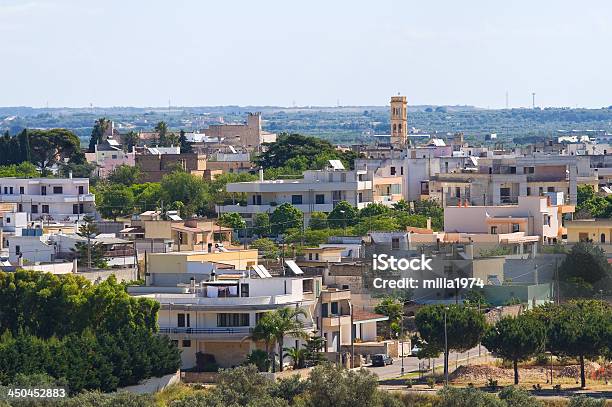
[410,345,421,355]
[371,354,393,367]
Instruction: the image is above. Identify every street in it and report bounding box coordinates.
[364,346,487,380]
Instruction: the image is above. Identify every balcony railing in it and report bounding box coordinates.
[159,327,252,335]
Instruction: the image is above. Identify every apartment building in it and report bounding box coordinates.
[427,155,580,207]
[444,194,574,244]
[0,177,95,222]
[219,163,376,224]
[566,218,612,244]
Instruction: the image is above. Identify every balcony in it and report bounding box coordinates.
[322,315,351,328]
[0,194,95,204]
[155,293,301,307]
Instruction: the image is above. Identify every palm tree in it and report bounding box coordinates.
[246,313,277,372]
[272,307,308,371]
[283,346,306,369]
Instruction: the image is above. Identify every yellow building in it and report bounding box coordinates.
[566,219,612,244]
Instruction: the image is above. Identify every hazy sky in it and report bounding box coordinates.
[2,0,611,108]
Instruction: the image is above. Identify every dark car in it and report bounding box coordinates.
[371,354,393,367]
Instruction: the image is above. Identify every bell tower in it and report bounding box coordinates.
[390,95,407,147]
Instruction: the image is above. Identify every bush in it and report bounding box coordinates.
[437,387,504,407]
[195,353,219,373]
[568,396,606,407]
[498,386,542,407]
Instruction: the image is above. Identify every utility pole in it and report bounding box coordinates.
[532,92,536,109]
[444,307,449,386]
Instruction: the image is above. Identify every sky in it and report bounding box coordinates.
[1,0,611,108]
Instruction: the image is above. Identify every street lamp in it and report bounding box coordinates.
[400,314,405,375]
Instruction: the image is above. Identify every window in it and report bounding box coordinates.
[182,340,191,348]
[455,187,461,198]
[291,195,303,205]
[390,166,396,175]
[342,284,349,290]
[490,226,498,234]
[73,204,79,214]
[391,237,400,249]
[240,283,250,297]
[601,234,606,243]
[18,204,22,212]
[5,217,10,224]
[547,187,555,193]
[391,184,401,194]
[358,192,363,203]
[511,223,520,233]
[53,186,63,194]
[308,253,313,260]
[525,167,535,174]
[15,245,21,255]
[9,187,13,194]
[322,303,329,317]
[330,302,339,315]
[177,313,190,328]
[578,232,589,242]
[42,205,49,214]
[31,205,38,214]
[526,187,531,196]
[41,186,46,195]
[509,167,516,174]
[19,186,24,194]
[315,253,319,260]
[217,313,249,327]
[315,194,325,204]
[543,215,550,226]
[78,186,84,194]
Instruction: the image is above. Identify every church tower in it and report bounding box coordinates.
[390,95,407,147]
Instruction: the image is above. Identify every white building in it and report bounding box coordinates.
[219,163,375,224]
[0,177,95,222]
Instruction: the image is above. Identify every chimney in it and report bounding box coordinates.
[259,168,264,182]
[68,171,73,179]
[426,217,432,230]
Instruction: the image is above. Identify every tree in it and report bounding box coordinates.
[129,182,162,212]
[374,297,404,338]
[250,238,279,259]
[328,201,358,229]
[218,212,246,231]
[256,133,356,170]
[415,305,486,381]
[303,333,326,366]
[559,241,612,298]
[463,290,489,307]
[160,171,209,217]
[88,118,110,152]
[249,313,278,372]
[29,129,81,175]
[58,161,96,179]
[253,213,271,237]
[71,215,107,269]
[245,349,271,372]
[96,184,135,221]
[392,199,410,212]
[308,212,328,230]
[123,130,139,152]
[436,386,504,407]
[107,164,141,186]
[178,129,193,153]
[270,307,308,372]
[283,346,306,369]
[0,162,39,177]
[359,203,390,219]
[548,300,610,388]
[482,314,546,384]
[270,203,303,235]
[154,121,168,146]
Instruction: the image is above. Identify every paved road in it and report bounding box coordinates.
[365,346,487,380]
